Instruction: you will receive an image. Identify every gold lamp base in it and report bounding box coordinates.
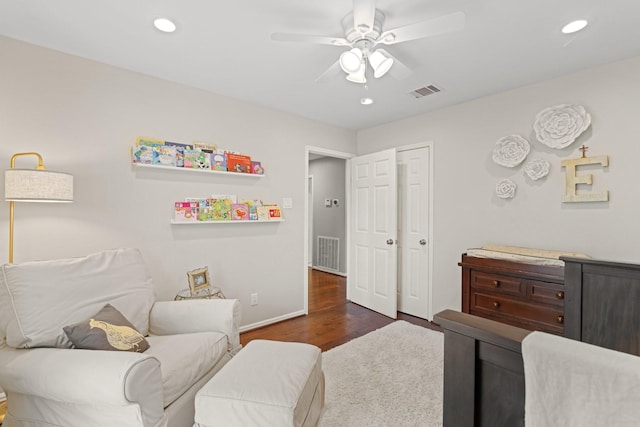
[0,399,6,425]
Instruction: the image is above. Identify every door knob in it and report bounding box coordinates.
[386,239,394,245]
[419,239,427,245]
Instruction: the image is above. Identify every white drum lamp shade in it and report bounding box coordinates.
[5,169,74,202]
[5,152,74,264]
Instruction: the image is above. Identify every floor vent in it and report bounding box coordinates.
[317,236,339,273]
[409,85,441,98]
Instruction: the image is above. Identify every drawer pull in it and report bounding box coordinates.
[556,315,564,324]
[556,291,565,300]
[493,301,500,309]
[492,280,500,287]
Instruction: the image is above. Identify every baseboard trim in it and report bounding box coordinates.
[239,310,306,333]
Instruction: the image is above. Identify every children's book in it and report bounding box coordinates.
[267,205,282,219]
[211,153,227,171]
[165,142,193,168]
[257,206,270,221]
[174,202,197,222]
[212,194,237,203]
[186,198,212,221]
[232,203,250,221]
[152,146,177,167]
[240,199,262,220]
[184,150,211,169]
[251,161,264,175]
[226,153,252,173]
[136,136,164,146]
[193,142,218,153]
[132,145,154,164]
[211,199,232,221]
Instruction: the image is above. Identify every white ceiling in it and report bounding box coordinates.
[2,0,640,130]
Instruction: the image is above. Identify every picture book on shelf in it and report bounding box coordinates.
[267,205,282,219]
[241,199,262,220]
[132,145,154,164]
[184,150,211,169]
[152,146,177,167]
[186,198,212,221]
[165,142,193,168]
[136,136,164,146]
[212,194,237,203]
[211,153,227,171]
[251,161,264,175]
[257,206,270,221]
[211,199,232,221]
[232,203,250,221]
[174,202,197,222]
[193,142,218,153]
[226,153,252,173]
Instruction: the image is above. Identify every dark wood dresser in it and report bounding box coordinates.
[460,254,565,335]
[439,256,640,427]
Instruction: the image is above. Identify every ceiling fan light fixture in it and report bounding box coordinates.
[339,48,364,73]
[369,50,394,78]
[346,64,367,84]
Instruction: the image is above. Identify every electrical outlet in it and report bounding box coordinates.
[250,293,258,306]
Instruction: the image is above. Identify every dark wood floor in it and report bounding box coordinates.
[240,269,442,352]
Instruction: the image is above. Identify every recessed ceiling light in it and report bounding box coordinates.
[562,20,588,34]
[361,98,373,105]
[154,18,176,33]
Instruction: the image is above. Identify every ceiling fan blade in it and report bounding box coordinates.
[353,0,376,34]
[271,33,350,46]
[377,49,412,80]
[377,11,466,45]
[315,60,342,83]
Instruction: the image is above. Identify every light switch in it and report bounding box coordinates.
[324,199,332,207]
[282,197,293,209]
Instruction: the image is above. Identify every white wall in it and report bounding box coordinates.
[357,55,640,316]
[309,157,347,275]
[0,36,357,329]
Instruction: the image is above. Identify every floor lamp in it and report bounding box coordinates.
[4,152,74,264]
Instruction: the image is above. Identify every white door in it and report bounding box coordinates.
[397,146,431,319]
[349,149,398,318]
[307,176,313,267]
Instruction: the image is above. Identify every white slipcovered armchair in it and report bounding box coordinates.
[0,248,241,427]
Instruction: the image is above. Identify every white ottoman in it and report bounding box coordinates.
[194,339,325,427]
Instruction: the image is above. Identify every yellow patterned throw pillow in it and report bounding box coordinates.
[63,304,150,352]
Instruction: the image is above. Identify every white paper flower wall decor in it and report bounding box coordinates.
[492,135,530,167]
[495,178,517,199]
[524,159,551,181]
[533,104,591,149]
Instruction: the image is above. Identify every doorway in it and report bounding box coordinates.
[304,144,433,320]
[304,146,354,314]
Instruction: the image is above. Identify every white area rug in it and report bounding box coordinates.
[318,320,444,427]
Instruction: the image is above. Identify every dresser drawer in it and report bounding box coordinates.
[470,271,522,296]
[470,292,565,332]
[527,280,565,307]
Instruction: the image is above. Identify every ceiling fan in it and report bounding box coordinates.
[271,0,466,84]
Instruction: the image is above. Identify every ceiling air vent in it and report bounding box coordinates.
[409,85,441,98]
